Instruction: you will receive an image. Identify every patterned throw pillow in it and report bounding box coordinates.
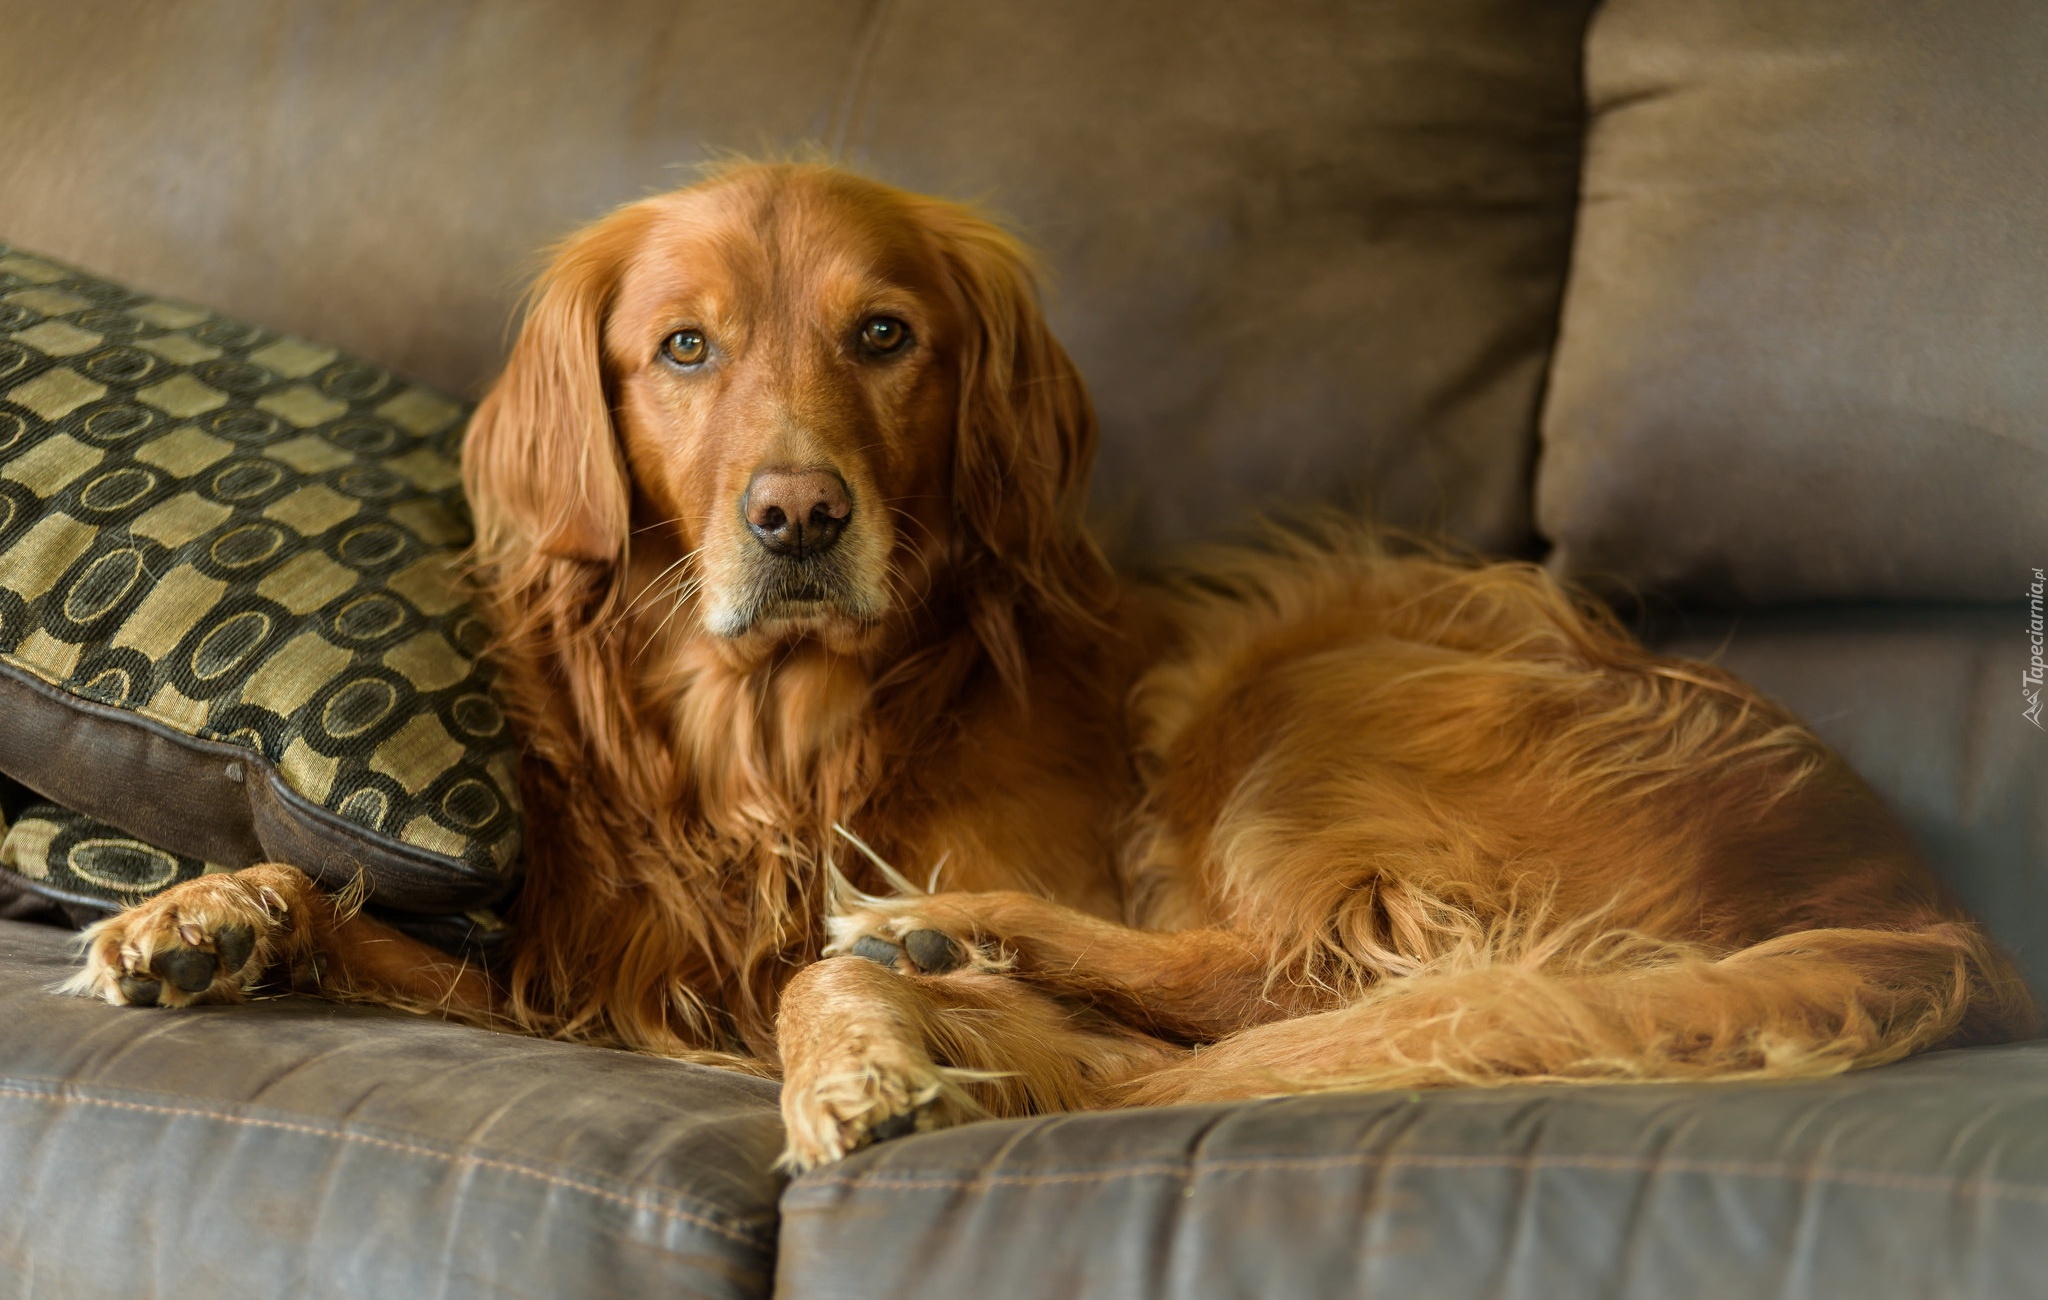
[0,784,507,955]
[1,784,221,905]
[0,244,520,914]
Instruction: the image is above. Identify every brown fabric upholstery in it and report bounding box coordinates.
[1539,0,2048,604]
[0,0,1593,553]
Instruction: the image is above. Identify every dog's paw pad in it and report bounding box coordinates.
[866,1109,922,1143]
[850,935,906,968]
[829,903,1008,977]
[150,946,219,993]
[214,922,258,975]
[115,974,161,1007]
[903,929,966,974]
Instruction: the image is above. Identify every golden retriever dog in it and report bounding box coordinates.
[69,163,2036,1170]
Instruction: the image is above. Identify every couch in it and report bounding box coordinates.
[2,1,2044,1296]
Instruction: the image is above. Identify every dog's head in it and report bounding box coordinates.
[465,163,1100,668]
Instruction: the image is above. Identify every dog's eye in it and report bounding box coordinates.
[859,316,910,355]
[662,330,708,367]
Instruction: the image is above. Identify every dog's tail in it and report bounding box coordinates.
[1117,920,2038,1106]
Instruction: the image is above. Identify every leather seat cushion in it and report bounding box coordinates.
[1538,0,2048,603]
[0,918,785,1299]
[781,1041,2048,1299]
[0,0,1597,553]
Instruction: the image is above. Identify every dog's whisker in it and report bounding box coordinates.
[833,824,925,897]
[599,549,707,653]
[621,548,703,619]
[883,502,945,550]
[633,583,704,663]
[822,855,889,915]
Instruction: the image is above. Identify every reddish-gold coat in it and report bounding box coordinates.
[72,164,2036,1170]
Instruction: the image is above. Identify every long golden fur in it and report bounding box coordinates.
[70,163,2036,1170]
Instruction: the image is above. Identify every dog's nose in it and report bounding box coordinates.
[743,468,851,558]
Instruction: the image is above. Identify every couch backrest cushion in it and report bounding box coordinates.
[0,0,1595,554]
[0,246,519,914]
[1539,0,2048,605]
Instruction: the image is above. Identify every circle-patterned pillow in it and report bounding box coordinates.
[0,784,506,956]
[0,243,519,913]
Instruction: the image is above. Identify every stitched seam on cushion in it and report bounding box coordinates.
[0,1081,775,1248]
[795,1151,2048,1204]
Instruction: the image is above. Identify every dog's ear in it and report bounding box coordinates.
[464,208,647,570]
[919,200,1098,582]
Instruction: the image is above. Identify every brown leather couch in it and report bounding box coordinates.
[2,2,2044,1296]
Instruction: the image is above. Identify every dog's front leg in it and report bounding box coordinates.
[774,952,1176,1170]
[66,863,494,1014]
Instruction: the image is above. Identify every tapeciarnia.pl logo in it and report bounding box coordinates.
[2027,567,2045,729]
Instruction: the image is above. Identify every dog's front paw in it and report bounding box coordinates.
[778,1030,981,1172]
[63,864,315,1007]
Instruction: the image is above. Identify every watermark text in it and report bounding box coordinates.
[2027,567,2045,729]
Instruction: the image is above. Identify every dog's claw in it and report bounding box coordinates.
[151,947,219,993]
[904,929,965,974]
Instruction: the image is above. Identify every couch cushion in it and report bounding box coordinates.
[830,0,1595,552]
[0,244,519,914]
[782,1042,2048,1299]
[0,0,1596,553]
[1652,606,2048,1000]
[1538,0,2048,603]
[0,918,785,1299]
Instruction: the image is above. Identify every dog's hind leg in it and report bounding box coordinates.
[1114,921,2037,1108]
[65,862,494,1015]
[826,889,1305,1041]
